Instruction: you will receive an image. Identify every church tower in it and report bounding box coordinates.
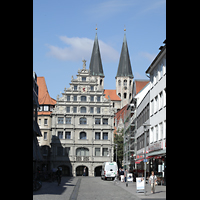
[116,29,134,108]
[89,29,105,91]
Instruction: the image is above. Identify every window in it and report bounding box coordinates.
[100,79,103,85]
[91,86,94,91]
[74,95,77,101]
[150,127,154,143]
[67,95,70,101]
[159,92,163,109]
[44,118,48,125]
[129,80,132,86]
[95,132,100,140]
[76,147,89,156]
[65,117,71,124]
[80,117,87,124]
[151,100,154,116]
[95,118,101,124]
[39,106,43,111]
[44,132,47,140]
[118,80,121,86]
[102,148,108,156]
[82,77,86,82]
[155,125,158,141]
[90,107,94,113]
[90,96,94,102]
[159,123,163,140]
[81,107,86,113]
[97,107,101,113]
[58,117,63,124]
[97,96,100,102]
[66,107,70,113]
[44,106,49,111]
[95,148,100,156]
[124,93,127,99]
[124,80,127,86]
[103,118,108,125]
[38,118,41,125]
[73,107,77,113]
[81,96,86,102]
[58,131,63,139]
[103,132,108,140]
[50,106,54,111]
[118,93,121,97]
[80,132,86,140]
[129,93,131,99]
[65,132,71,139]
[74,85,77,91]
[155,96,158,113]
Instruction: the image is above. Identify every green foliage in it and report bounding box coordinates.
[114,134,124,167]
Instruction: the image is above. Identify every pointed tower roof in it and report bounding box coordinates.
[116,30,133,78]
[89,32,104,77]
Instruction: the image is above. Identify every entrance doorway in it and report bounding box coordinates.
[76,166,88,176]
[94,166,102,176]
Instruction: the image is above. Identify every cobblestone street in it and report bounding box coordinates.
[33,177,166,200]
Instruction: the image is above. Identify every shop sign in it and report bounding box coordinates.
[148,141,163,152]
[136,177,145,192]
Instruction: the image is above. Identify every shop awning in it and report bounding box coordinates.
[146,149,166,157]
[135,159,143,164]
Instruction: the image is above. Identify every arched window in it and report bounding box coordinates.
[100,79,103,85]
[118,93,121,97]
[124,93,127,99]
[129,93,132,99]
[76,147,89,156]
[79,132,87,140]
[81,107,86,113]
[81,96,86,102]
[130,80,132,86]
[118,80,121,86]
[80,117,87,124]
[124,80,127,86]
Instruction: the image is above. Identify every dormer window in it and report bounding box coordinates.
[82,77,86,82]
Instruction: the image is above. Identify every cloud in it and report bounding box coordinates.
[139,52,156,62]
[46,36,119,62]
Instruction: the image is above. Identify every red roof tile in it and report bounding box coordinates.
[114,104,128,125]
[37,77,56,105]
[104,90,121,101]
[135,80,149,95]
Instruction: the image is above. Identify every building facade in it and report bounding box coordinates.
[37,76,56,170]
[145,40,166,184]
[50,33,115,176]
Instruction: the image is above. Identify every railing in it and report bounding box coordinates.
[76,156,89,162]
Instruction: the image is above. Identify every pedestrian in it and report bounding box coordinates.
[83,167,86,176]
[118,168,122,180]
[149,171,157,194]
[120,168,124,182]
[124,169,128,183]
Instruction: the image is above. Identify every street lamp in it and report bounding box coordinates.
[115,144,118,164]
[143,123,151,196]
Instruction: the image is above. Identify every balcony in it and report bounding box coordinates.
[75,156,89,162]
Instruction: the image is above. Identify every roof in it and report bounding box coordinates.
[104,90,121,101]
[89,33,104,77]
[114,104,129,125]
[146,39,166,74]
[135,80,150,95]
[116,32,133,78]
[37,77,56,105]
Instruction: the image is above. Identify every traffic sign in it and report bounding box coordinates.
[143,159,148,162]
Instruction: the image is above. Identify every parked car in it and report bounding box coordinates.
[101,162,118,181]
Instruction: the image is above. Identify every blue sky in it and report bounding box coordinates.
[33,0,166,99]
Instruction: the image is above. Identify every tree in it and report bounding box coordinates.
[114,134,123,168]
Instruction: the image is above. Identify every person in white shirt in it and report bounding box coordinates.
[149,171,157,193]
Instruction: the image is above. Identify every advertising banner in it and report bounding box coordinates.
[136,177,145,192]
[127,173,133,182]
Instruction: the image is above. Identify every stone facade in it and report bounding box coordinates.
[50,61,115,176]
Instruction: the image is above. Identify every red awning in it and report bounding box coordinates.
[135,159,143,164]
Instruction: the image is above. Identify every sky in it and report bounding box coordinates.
[33,0,166,100]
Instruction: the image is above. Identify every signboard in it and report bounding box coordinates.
[136,177,145,192]
[143,159,148,162]
[127,173,133,182]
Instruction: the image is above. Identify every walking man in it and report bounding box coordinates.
[149,171,157,193]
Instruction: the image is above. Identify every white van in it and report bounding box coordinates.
[101,162,118,180]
